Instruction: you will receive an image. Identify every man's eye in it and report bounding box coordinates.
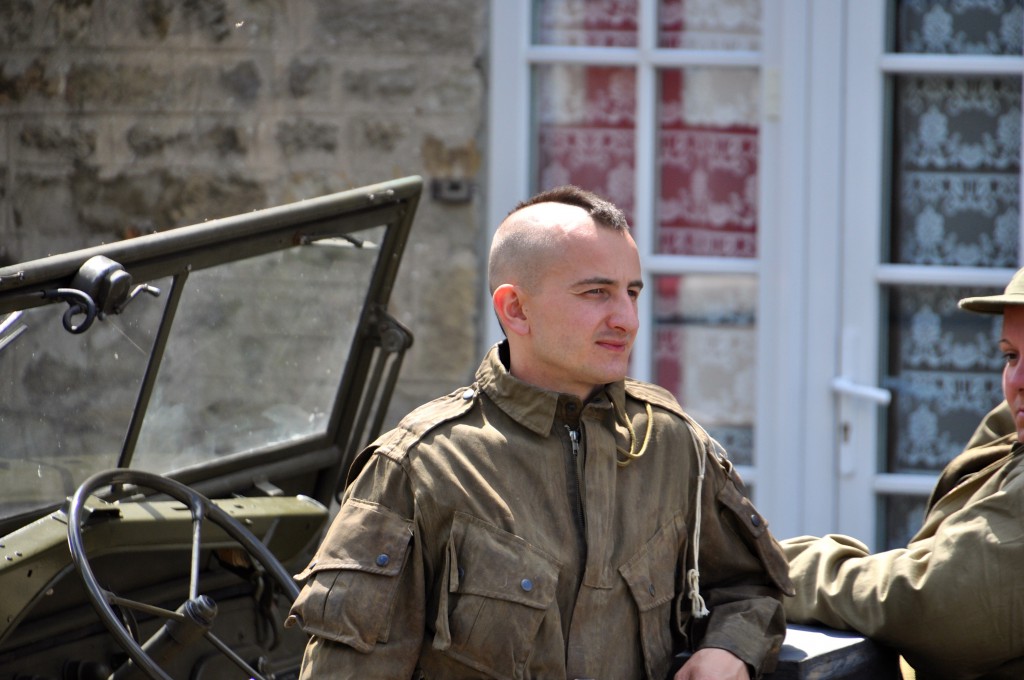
[1004,352,1019,364]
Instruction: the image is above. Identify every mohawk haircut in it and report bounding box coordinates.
[510,185,630,232]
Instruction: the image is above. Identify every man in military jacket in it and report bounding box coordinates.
[784,268,1024,679]
[288,186,793,679]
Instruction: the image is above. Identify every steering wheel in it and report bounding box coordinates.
[66,468,301,680]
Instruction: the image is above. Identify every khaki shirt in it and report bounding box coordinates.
[288,343,791,679]
[784,422,1024,679]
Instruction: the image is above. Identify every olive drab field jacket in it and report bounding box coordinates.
[287,342,792,679]
[784,422,1024,679]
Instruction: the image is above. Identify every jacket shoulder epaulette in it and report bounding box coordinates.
[378,385,479,455]
[623,378,733,472]
[346,386,479,486]
[624,378,687,420]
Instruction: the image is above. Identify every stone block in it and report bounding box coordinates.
[275,118,339,155]
[0,0,34,47]
[353,117,406,153]
[0,58,60,106]
[342,67,419,101]
[288,57,331,99]
[220,60,262,104]
[312,0,485,55]
[17,121,96,162]
[65,61,177,110]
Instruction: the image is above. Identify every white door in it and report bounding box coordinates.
[838,0,1022,549]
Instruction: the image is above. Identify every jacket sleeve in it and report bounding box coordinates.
[683,440,794,678]
[287,453,425,680]
[783,461,1024,677]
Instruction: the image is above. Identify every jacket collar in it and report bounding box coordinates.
[475,341,623,436]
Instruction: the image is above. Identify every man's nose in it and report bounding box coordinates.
[611,294,639,333]
[1008,360,1024,394]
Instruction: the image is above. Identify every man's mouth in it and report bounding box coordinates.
[597,339,631,352]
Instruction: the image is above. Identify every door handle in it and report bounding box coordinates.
[831,376,892,405]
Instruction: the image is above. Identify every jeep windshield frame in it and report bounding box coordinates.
[0,177,420,534]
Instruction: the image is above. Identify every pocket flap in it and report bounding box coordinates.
[289,499,413,650]
[295,498,412,580]
[717,481,794,595]
[717,480,768,539]
[448,512,559,610]
[619,512,684,612]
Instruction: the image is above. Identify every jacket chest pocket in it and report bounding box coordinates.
[618,511,686,680]
[433,512,559,680]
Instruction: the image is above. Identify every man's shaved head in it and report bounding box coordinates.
[488,185,630,294]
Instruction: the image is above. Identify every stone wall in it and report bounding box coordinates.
[0,0,488,424]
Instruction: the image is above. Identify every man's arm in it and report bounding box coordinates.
[682,445,792,678]
[783,469,1024,677]
[288,455,426,679]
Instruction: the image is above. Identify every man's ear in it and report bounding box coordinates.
[493,284,530,337]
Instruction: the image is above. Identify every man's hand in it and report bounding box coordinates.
[673,647,750,680]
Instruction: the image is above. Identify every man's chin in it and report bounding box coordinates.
[598,366,630,385]
[588,352,631,385]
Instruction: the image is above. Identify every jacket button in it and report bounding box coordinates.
[648,583,656,596]
[462,388,475,400]
[520,578,534,592]
[376,553,390,567]
[750,514,762,527]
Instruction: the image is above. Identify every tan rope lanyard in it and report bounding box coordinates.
[614,401,708,616]
[610,401,708,618]
[685,423,710,618]
[614,401,654,467]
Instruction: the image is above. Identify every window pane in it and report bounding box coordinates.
[890,75,1021,266]
[654,274,756,465]
[657,67,759,257]
[658,0,761,50]
[895,0,1023,55]
[532,0,638,47]
[883,284,1003,475]
[881,494,929,550]
[532,64,636,217]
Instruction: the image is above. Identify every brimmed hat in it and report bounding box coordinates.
[959,267,1024,314]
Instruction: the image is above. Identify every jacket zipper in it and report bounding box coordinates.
[564,424,587,547]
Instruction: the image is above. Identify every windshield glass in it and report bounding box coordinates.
[134,236,379,472]
[0,229,382,521]
[0,301,157,517]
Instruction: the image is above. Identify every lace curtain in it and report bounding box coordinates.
[883,0,1022,548]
